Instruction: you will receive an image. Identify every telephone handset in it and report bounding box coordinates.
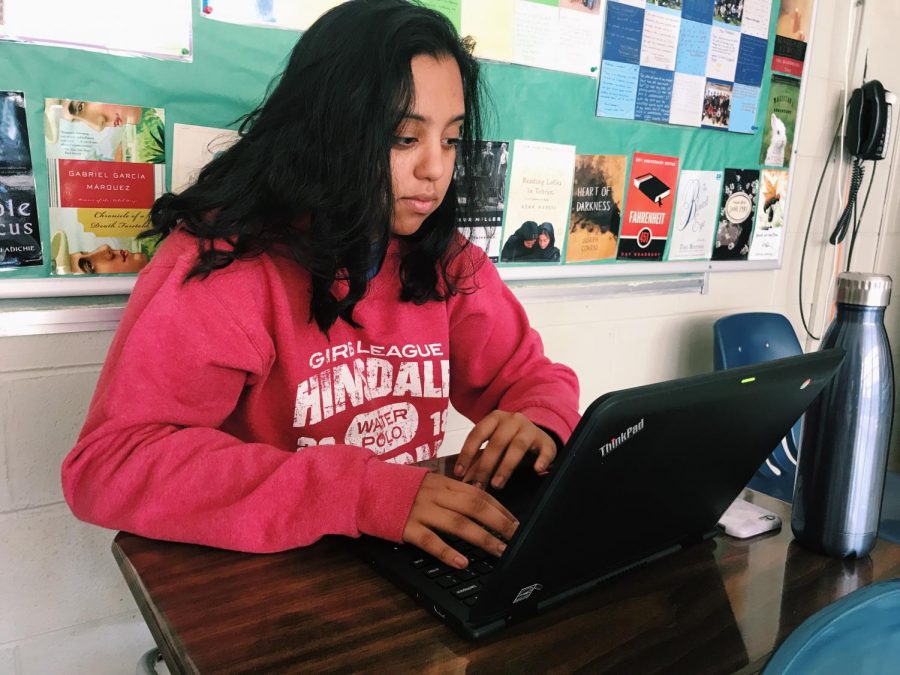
[803,78,896,334]
[845,79,895,160]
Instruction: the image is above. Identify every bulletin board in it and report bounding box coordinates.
[0,0,815,297]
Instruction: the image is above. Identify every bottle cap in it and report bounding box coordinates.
[835,272,892,307]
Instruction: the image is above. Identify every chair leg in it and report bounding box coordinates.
[136,648,167,675]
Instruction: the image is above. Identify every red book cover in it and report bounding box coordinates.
[618,152,679,260]
[773,0,811,77]
[58,159,156,209]
[772,55,803,78]
[44,99,165,275]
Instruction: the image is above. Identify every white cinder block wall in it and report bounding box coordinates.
[1,332,157,673]
[2,2,899,673]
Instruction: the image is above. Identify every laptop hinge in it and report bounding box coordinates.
[506,580,545,620]
[508,599,541,621]
[468,579,544,624]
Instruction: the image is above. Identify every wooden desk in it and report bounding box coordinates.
[113,488,900,674]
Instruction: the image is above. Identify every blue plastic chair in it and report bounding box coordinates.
[763,579,900,674]
[713,312,803,502]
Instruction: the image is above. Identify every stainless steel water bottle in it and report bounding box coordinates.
[792,272,894,558]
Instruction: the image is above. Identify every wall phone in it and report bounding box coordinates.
[845,79,895,160]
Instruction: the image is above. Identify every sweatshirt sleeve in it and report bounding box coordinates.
[61,255,427,553]
[446,248,581,444]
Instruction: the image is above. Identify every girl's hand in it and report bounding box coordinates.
[454,410,556,490]
[402,473,518,569]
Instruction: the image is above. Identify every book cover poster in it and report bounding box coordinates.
[713,0,743,28]
[729,82,761,133]
[596,0,770,134]
[172,123,240,193]
[773,0,812,76]
[759,74,800,168]
[712,167,760,261]
[566,154,626,263]
[749,169,788,260]
[44,98,165,275]
[513,1,560,74]
[0,91,42,270]
[512,0,604,76]
[457,0,601,76]
[741,0,774,40]
[456,139,509,262]
[701,79,733,129]
[460,0,515,64]
[618,151,679,260]
[555,0,604,77]
[0,0,192,61]
[667,169,723,261]
[199,0,345,31]
[500,140,576,264]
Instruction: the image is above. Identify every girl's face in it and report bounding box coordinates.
[62,101,142,132]
[71,245,148,274]
[390,55,465,236]
[538,232,550,248]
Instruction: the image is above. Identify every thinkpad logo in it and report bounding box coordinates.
[598,418,645,456]
[513,583,543,604]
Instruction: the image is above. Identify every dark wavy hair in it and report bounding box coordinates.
[145,0,485,333]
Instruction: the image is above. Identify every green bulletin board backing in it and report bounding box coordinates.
[0,0,800,295]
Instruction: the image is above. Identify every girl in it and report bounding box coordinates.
[500,220,540,262]
[534,222,562,262]
[62,0,579,572]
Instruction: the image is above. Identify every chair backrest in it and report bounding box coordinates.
[714,312,803,369]
[713,312,804,501]
[763,579,900,674]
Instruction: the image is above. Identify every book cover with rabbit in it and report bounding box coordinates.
[759,74,800,168]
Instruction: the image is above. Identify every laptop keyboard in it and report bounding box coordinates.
[405,534,498,607]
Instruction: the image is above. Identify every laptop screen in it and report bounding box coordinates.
[471,350,844,620]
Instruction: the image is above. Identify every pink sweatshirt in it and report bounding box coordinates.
[62,232,580,552]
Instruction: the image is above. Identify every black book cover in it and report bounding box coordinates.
[633,173,670,205]
[0,90,42,269]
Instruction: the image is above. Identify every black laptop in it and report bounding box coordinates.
[359,350,844,639]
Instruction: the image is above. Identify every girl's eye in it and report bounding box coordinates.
[393,136,416,147]
[78,258,95,274]
[445,137,461,147]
